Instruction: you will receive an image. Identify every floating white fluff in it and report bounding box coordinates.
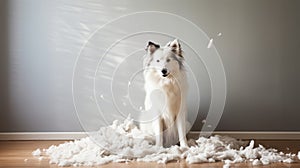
[207,38,214,48]
[33,117,296,167]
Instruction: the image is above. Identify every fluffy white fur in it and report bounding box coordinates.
[139,39,188,147]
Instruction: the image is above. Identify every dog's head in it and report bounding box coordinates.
[144,39,184,78]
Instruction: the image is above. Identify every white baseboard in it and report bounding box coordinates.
[189,131,300,140]
[0,132,87,140]
[0,131,300,140]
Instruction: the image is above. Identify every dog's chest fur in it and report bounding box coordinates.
[144,69,183,125]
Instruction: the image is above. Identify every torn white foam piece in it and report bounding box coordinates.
[38,157,43,161]
[223,162,230,168]
[241,140,259,159]
[260,158,270,165]
[58,160,72,167]
[201,119,206,124]
[39,116,295,167]
[252,159,261,165]
[298,151,300,160]
[208,158,215,162]
[283,158,293,163]
[224,159,232,164]
[32,148,41,156]
[217,32,222,36]
[100,94,104,99]
[207,38,213,48]
[24,159,28,162]
[286,153,294,157]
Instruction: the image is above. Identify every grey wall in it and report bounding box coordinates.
[0,0,299,132]
[0,0,10,131]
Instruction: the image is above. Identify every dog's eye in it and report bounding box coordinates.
[156,60,160,62]
[166,59,171,62]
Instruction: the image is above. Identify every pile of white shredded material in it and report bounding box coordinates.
[32,116,299,167]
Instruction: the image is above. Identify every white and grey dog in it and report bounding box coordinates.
[140,39,188,147]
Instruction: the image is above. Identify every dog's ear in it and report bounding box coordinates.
[168,39,182,57]
[146,41,160,55]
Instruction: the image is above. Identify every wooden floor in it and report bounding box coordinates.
[0,140,299,168]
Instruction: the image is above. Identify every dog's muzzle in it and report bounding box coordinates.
[161,68,169,77]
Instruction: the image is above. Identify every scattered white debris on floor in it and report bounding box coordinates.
[283,158,293,163]
[207,38,214,48]
[38,156,44,161]
[33,117,297,167]
[298,151,300,160]
[217,32,222,36]
[223,162,230,168]
[24,158,28,162]
[32,148,41,156]
[252,159,261,165]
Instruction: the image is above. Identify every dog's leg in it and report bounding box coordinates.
[177,104,188,147]
[153,117,163,146]
[144,92,151,111]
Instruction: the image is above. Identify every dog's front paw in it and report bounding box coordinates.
[180,142,189,148]
[179,144,189,154]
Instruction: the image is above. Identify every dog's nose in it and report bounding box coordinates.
[161,68,168,75]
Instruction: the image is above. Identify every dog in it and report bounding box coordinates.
[139,39,188,147]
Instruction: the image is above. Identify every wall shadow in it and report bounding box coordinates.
[0,0,11,132]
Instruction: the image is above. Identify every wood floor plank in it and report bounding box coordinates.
[0,140,299,168]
